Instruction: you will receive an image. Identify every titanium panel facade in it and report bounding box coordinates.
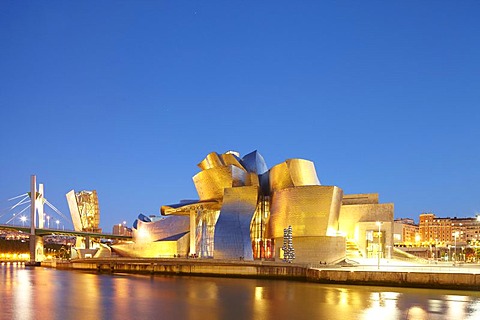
[127,150,394,264]
[241,150,268,174]
[269,159,320,192]
[193,165,248,200]
[133,215,190,244]
[197,152,224,170]
[269,162,295,192]
[285,159,321,187]
[266,185,343,239]
[220,152,245,170]
[112,234,190,258]
[213,186,259,260]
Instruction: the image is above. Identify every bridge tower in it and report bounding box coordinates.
[37,183,44,229]
[28,175,44,265]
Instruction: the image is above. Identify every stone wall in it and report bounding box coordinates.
[306,269,480,291]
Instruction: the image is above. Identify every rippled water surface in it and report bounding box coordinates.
[1,263,480,320]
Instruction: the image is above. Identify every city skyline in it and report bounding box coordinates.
[1,2,479,230]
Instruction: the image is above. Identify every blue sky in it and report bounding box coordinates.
[1,1,479,231]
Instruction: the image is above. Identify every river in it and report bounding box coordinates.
[1,263,480,320]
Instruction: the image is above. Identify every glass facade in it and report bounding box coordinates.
[196,209,220,258]
[366,230,384,258]
[250,196,274,260]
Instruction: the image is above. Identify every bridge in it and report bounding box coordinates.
[0,175,132,264]
[0,224,132,239]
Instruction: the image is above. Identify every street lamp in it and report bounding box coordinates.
[454,231,459,264]
[46,215,50,228]
[429,238,433,259]
[376,221,383,270]
[20,216,27,227]
[56,220,60,229]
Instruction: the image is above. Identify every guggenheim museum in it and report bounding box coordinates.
[113,150,394,264]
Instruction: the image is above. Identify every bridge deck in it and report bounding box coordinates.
[0,224,132,240]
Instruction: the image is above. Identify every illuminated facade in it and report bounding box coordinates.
[114,151,393,263]
[112,224,132,236]
[393,218,418,244]
[453,218,480,243]
[419,213,450,244]
[339,194,394,258]
[66,190,102,233]
[418,213,480,245]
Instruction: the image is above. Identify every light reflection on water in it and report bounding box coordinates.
[1,264,480,320]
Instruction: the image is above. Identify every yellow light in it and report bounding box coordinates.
[254,286,264,301]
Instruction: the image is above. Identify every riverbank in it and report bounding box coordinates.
[40,257,480,291]
[43,258,308,280]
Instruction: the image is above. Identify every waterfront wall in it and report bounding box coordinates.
[306,268,480,291]
[42,259,480,291]
[50,258,307,280]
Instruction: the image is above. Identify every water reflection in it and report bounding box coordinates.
[2,264,480,319]
[361,291,401,319]
[13,268,33,320]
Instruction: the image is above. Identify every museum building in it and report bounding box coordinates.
[112,150,393,264]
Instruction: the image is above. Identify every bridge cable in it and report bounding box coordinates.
[44,199,70,222]
[7,193,29,201]
[5,204,31,224]
[0,196,29,220]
